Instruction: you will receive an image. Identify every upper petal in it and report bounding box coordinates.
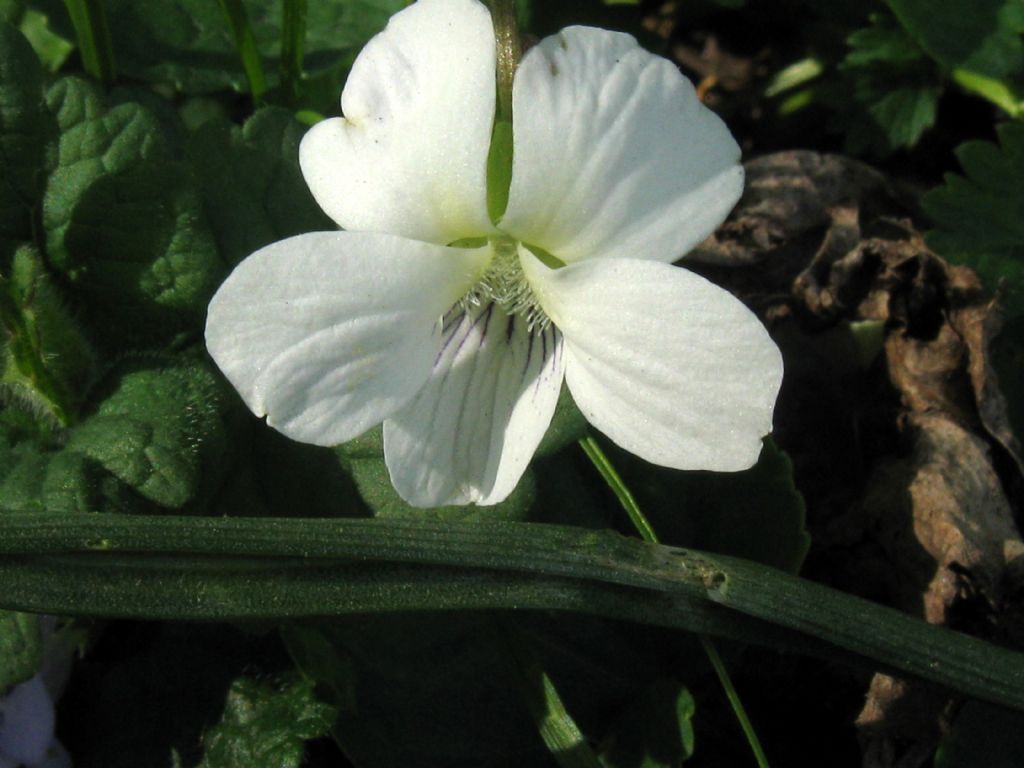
[501,26,743,264]
[300,0,496,244]
[522,249,782,470]
[383,303,565,506]
[206,231,489,446]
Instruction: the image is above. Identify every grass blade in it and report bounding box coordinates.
[217,0,267,103]
[61,0,115,84]
[1,513,1023,711]
[280,0,306,106]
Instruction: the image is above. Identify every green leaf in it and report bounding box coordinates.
[43,76,172,201]
[31,0,403,96]
[39,448,145,514]
[4,443,62,514]
[606,438,809,574]
[186,107,332,268]
[0,410,153,515]
[279,623,356,712]
[15,9,73,73]
[42,77,224,345]
[599,681,696,768]
[924,120,1024,318]
[1,244,97,424]
[0,446,143,515]
[0,1,17,23]
[60,162,224,344]
[845,14,927,67]
[195,674,335,768]
[0,609,41,690]
[0,22,52,246]
[883,0,1024,112]
[67,360,231,509]
[836,13,941,155]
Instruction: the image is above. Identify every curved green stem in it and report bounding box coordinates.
[700,636,771,768]
[578,437,657,544]
[579,436,770,768]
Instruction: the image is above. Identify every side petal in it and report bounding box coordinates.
[0,676,55,765]
[299,0,496,244]
[522,249,782,471]
[383,304,565,506]
[501,26,743,265]
[205,232,489,446]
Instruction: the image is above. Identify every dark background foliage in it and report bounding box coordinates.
[1,0,1023,765]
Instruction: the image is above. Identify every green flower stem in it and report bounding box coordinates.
[61,0,115,85]
[489,0,520,124]
[280,0,307,107]
[700,636,771,768]
[578,436,657,544]
[485,0,519,222]
[217,0,267,103]
[579,436,770,768]
[3,514,1024,711]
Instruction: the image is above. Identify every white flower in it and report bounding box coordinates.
[205,0,784,507]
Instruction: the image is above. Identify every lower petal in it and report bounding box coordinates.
[522,250,783,471]
[383,302,565,507]
[205,232,489,446]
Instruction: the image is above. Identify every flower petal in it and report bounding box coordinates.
[299,0,496,244]
[0,676,55,765]
[383,303,565,506]
[206,232,489,446]
[522,249,782,470]
[501,26,743,265]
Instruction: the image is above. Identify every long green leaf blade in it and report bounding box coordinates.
[217,0,267,102]
[1,513,1023,712]
[280,0,306,106]
[61,0,115,84]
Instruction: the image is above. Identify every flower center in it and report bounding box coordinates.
[461,236,550,330]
